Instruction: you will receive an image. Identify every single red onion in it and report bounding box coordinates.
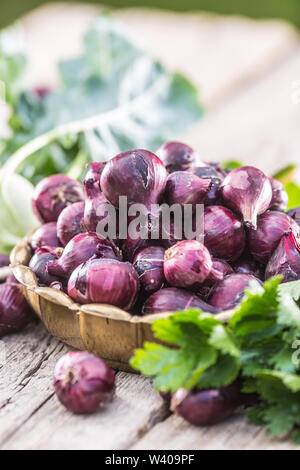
[171,383,243,426]
[84,162,105,186]
[29,246,60,285]
[142,287,219,315]
[164,240,217,290]
[265,231,300,283]
[220,166,272,229]
[203,206,246,261]
[269,178,288,212]
[68,258,139,309]
[47,232,121,279]
[57,201,85,246]
[198,259,234,299]
[209,274,262,310]
[0,278,33,337]
[288,207,300,227]
[54,351,115,414]
[248,211,299,264]
[0,253,10,267]
[31,222,61,250]
[100,149,167,210]
[156,141,201,173]
[164,171,212,209]
[232,255,264,279]
[121,235,151,263]
[133,245,165,295]
[32,174,84,223]
[189,166,224,205]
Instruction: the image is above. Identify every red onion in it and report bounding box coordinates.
[248,211,299,264]
[203,206,246,261]
[171,383,243,426]
[220,166,272,229]
[189,166,224,205]
[288,207,300,227]
[0,278,33,337]
[156,141,200,173]
[265,231,300,283]
[32,174,84,223]
[159,216,184,249]
[164,171,212,209]
[121,235,151,263]
[164,240,216,290]
[269,178,288,212]
[29,246,60,285]
[209,274,262,310]
[31,222,61,250]
[204,259,234,287]
[57,201,85,246]
[142,287,219,315]
[133,246,165,295]
[47,232,121,279]
[84,162,105,186]
[68,258,139,309]
[232,255,264,279]
[0,253,10,267]
[100,149,167,210]
[54,351,115,414]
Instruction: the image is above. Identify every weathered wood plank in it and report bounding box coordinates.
[130,413,297,451]
[0,325,168,449]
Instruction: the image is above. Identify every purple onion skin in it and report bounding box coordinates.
[133,246,165,295]
[0,253,10,268]
[32,174,84,223]
[31,222,61,250]
[198,259,234,299]
[164,240,213,290]
[84,162,105,186]
[288,207,300,227]
[248,210,299,264]
[68,258,139,309]
[47,232,121,279]
[29,247,59,285]
[142,287,219,315]
[265,231,300,283]
[100,149,167,210]
[164,172,212,209]
[0,278,33,337]
[203,206,246,262]
[220,166,272,229]
[209,274,262,310]
[172,383,243,426]
[54,351,115,414]
[233,255,264,280]
[189,166,224,205]
[57,201,85,246]
[269,178,288,212]
[156,141,200,173]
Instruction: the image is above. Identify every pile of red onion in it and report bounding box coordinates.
[26,143,300,314]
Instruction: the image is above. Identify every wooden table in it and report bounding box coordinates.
[1,4,300,450]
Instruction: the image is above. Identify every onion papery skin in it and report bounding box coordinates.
[54,351,115,414]
[57,201,85,246]
[84,162,105,186]
[198,259,234,299]
[220,166,272,229]
[68,259,139,309]
[100,149,167,210]
[203,206,246,261]
[189,166,224,205]
[248,210,299,264]
[232,255,264,279]
[0,279,33,337]
[164,240,213,291]
[133,246,165,295]
[142,287,219,315]
[288,207,300,227]
[265,231,300,283]
[164,171,212,209]
[269,178,288,212]
[31,222,61,250]
[156,141,201,173]
[209,274,262,310]
[32,174,84,223]
[47,232,121,279]
[29,246,60,285]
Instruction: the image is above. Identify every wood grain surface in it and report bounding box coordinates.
[1,2,300,450]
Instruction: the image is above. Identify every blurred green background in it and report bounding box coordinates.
[1,0,300,28]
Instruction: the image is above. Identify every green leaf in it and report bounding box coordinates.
[279,281,300,303]
[285,182,300,210]
[272,164,297,185]
[221,160,243,170]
